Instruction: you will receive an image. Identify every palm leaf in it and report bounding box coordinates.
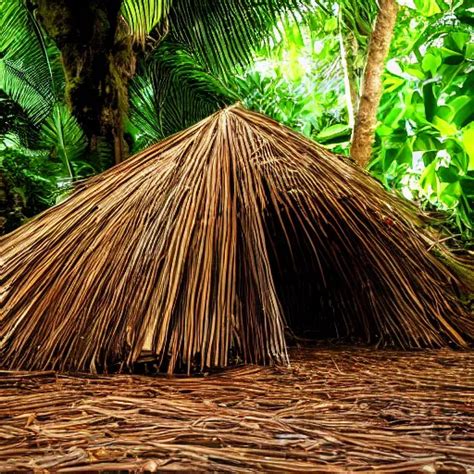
[128,74,164,149]
[167,0,301,77]
[0,0,56,123]
[38,104,87,179]
[129,42,239,144]
[0,89,40,147]
[0,60,54,125]
[121,0,173,43]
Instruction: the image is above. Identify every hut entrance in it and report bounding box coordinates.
[263,200,362,344]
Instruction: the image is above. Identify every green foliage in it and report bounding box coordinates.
[0,0,92,224]
[127,4,351,148]
[0,137,58,217]
[127,0,314,144]
[233,13,350,150]
[1,103,96,218]
[0,0,56,124]
[38,104,89,179]
[128,42,238,149]
[369,3,474,237]
[167,0,301,77]
[0,102,93,215]
[0,92,34,144]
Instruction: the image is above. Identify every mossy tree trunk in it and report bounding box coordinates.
[350,0,398,167]
[34,0,136,164]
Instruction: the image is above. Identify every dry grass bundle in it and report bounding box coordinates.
[0,105,473,373]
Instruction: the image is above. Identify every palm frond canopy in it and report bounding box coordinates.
[1,105,473,374]
[0,0,58,124]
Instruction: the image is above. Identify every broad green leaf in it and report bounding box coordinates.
[316,123,351,141]
[462,125,474,170]
[382,148,398,172]
[383,73,405,93]
[436,105,455,122]
[383,106,405,128]
[445,138,468,171]
[422,150,438,166]
[444,32,469,53]
[433,116,457,136]
[394,142,413,165]
[403,66,426,80]
[421,52,441,75]
[376,124,393,137]
[413,134,440,152]
[414,0,441,16]
[438,181,461,207]
[466,43,474,60]
[420,159,438,191]
[437,165,459,183]
[449,96,473,127]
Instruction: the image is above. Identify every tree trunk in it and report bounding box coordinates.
[350,0,398,167]
[34,0,136,164]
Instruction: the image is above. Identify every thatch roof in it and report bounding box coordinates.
[0,105,473,374]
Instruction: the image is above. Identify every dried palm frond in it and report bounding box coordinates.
[0,105,472,374]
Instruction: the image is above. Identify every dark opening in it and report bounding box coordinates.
[263,198,370,344]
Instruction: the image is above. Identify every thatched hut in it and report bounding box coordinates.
[0,105,472,374]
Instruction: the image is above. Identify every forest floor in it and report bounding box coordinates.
[0,346,472,472]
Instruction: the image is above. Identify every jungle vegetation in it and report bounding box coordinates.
[0,0,473,240]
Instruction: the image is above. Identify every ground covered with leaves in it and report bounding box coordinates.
[0,347,472,472]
